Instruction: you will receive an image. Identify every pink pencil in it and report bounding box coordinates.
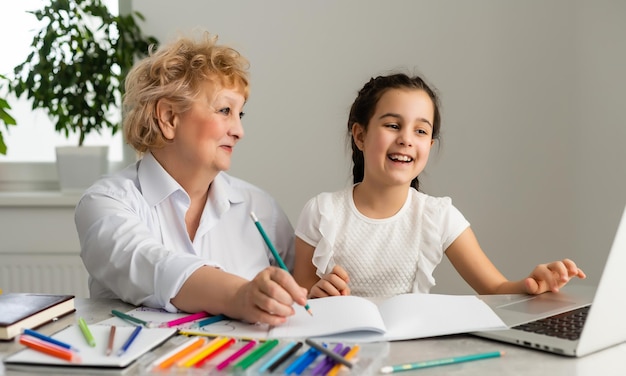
[162,312,209,327]
[215,340,257,371]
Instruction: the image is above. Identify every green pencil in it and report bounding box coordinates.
[78,317,96,347]
[250,212,313,316]
[234,338,280,370]
[380,350,505,373]
[111,309,156,328]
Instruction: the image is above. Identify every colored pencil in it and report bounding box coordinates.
[194,314,228,328]
[178,329,262,342]
[293,346,321,375]
[180,337,229,367]
[380,350,505,373]
[154,337,206,369]
[234,338,279,370]
[194,337,236,368]
[250,211,313,315]
[284,346,317,374]
[106,325,116,356]
[257,341,297,373]
[326,345,360,376]
[22,328,79,352]
[215,340,257,371]
[310,343,343,376]
[111,309,156,328]
[116,325,142,356]
[19,335,82,364]
[316,345,351,376]
[267,341,303,373]
[78,317,96,347]
[162,311,208,327]
[305,338,353,368]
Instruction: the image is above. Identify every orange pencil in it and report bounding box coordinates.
[155,337,206,369]
[19,335,82,364]
[178,337,225,368]
[326,345,360,376]
[194,337,236,368]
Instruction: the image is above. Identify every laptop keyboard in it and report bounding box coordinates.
[512,306,590,341]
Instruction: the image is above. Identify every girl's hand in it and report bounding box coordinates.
[234,266,308,326]
[524,258,586,294]
[309,265,351,298]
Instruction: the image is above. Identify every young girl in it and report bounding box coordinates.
[293,73,585,299]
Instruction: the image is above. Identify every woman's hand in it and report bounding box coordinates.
[308,265,351,299]
[234,266,308,326]
[524,258,586,294]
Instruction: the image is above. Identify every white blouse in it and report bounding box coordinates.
[296,186,469,297]
[75,152,294,312]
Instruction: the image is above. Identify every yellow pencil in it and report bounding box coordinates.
[326,345,360,376]
[179,337,230,368]
[175,337,221,367]
[178,330,264,342]
[155,337,206,369]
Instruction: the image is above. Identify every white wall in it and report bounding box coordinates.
[132,0,626,294]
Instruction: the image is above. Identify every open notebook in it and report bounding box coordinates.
[96,294,506,343]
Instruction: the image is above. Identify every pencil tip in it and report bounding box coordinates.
[306,308,313,316]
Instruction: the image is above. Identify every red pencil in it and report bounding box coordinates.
[19,335,82,364]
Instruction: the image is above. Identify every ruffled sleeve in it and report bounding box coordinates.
[295,191,339,277]
[413,193,470,293]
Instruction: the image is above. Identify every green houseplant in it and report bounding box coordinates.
[0,74,17,155]
[8,0,158,191]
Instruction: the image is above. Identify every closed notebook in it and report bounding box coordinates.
[0,293,75,340]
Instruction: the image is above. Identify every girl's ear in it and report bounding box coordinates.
[156,99,177,140]
[351,123,366,151]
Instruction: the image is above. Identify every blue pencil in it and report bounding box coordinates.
[22,328,79,352]
[116,325,142,356]
[293,346,321,375]
[268,341,303,373]
[284,346,317,374]
[250,212,313,315]
[380,350,505,373]
[257,341,297,373]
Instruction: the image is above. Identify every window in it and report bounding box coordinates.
[0,0,130,191]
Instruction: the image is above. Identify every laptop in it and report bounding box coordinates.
[472,204,626,357]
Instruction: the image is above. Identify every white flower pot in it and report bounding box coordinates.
[55,145,109,193]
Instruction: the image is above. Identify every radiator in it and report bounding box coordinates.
[0,254,89,298]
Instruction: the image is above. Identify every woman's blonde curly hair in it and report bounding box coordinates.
[123,32,250,153]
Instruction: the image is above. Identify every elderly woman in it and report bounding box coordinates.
[75,32,307,326]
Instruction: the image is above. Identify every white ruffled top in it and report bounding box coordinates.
[295,185,469,297]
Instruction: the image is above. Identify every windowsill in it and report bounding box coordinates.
[0,191,82,207]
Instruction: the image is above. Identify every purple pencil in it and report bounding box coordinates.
[310,343,343,376]
[318,346,351,375]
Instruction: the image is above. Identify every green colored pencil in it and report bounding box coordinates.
[111,309,156,328]
[78,317,96,347]
[380,350,505,373]
[234,338,280,370]
[250,212,313,315]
